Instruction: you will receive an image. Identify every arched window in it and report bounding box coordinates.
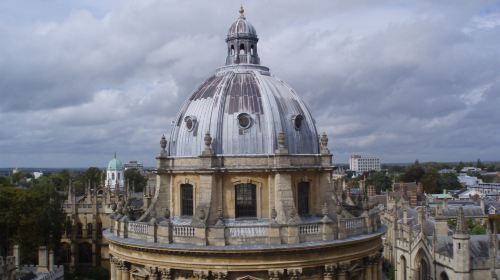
[112,173,115,180]
[87,223,93,237]
[250,45,254,55]
[117,173,120,180]
[65,219,72,236]
[97,222,102,237]
[78,243,92,263]
[181,184,194,216]
[239,44,245,55]
[419,258,429,280]
[235,183,256,218]
[77,223,83,238]
[440,271,449,280]
[297,182,310,216]
[400,256,407,280]
[60,243,71,264]
[231,45,235,55]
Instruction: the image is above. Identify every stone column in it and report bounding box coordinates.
[364,257,373,280]
[121,265,130,280]
[323,264,335,280]
[376,254,383,280]
[193,270,209,280]
[115,260,122,280]
[268,269,284,280]
[336,263,350,280]
[160,268,172,280]
[288,268,302,280]
[110,257,116,280]
[213,271,228,280]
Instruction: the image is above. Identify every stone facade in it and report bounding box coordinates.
[382,196,500,280]
[61,177,148,270]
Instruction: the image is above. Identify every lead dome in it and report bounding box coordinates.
[168,8,319,157]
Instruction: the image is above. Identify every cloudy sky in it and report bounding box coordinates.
[1,0,499,168]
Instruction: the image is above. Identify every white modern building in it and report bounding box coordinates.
[458,174,481,187]
[349,154,381,174]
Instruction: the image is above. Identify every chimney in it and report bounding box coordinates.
[49,249,54,271]
[13,245,20,269]
[368,185,376,197]
[36,246,49,273]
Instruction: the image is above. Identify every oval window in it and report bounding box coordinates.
[237,113,252,129]
[293,114,304,130]
[184,116,196,131]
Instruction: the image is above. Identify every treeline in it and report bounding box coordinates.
[0,182,64,264]
[0,167,147,264]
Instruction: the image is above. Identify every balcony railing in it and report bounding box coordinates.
[112,214,380,246]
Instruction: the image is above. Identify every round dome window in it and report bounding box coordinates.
[293,114,304,130]
[237,113,252,129]
[184,116,196,131]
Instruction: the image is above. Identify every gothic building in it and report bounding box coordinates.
[105,8,384,280]
[61,155,147,271]
[382,196,500,280]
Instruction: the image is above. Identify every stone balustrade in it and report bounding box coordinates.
[112,214,379,246]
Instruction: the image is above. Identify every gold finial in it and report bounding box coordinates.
[239,4,245,17]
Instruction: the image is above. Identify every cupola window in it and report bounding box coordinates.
[239,44,245,55]
[235,183,256,218]
[293,114,304,130]
[237,113,252,129]
[297,182,310,216]
[184,116,196,131]
[181,184,194,216]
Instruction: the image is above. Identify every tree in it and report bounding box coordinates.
[471,224,486,235]
[421,168,440,193]
[366,171,392,193]
[81,167,103,186]
[124,169,147,193]
[476,158,484,169]
[401,164,425,183]
[455,161,465,173]
[0,183,64,263]
[438,173,462,191]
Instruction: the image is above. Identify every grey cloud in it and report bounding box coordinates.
[1,0,499,167]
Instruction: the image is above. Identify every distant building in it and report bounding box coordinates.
[123,160,144,174]
[458,174,481,187]
[32,171,43,179]
[438,168,456,174]
[106,155,124,190]
[349,154,381,174]
[461,166,482,173]
[469,182,500,197]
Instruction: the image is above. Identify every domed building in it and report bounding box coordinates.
[107,154,125,190]
[106,7,384,280]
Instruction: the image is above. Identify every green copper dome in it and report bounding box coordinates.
[107,157,124,171]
